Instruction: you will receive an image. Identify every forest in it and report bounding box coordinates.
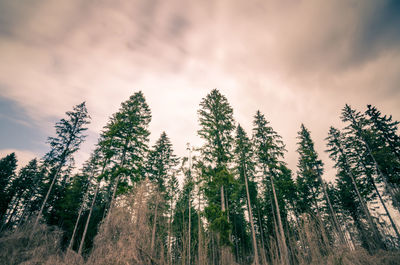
[0,89,400,265]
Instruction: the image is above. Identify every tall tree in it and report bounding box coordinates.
[365,105,400,209]
[342,105,400,244]
[34,102,90,229]
[234,124,259,264]
[79,91,152,254]
[326,126,385,251]
[296,124,346,246]
[197,89,235,249]
[252,111,289,265]
[146,132,179,259]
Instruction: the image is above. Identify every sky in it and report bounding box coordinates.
[0,0,399,183]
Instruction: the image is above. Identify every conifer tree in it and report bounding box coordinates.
[79,91,151,254]
[365,105,400,209]
[34,102,90,229]
[234,124,259,264]
[197,89,235,249]
[341,105,400,244]
[326,127,385,251]
[103,91,151,221]
[252,111,289,265]
[296,124,346,246]
[2,158,43,229]
[0,153,17,224]
[146,132,179,259]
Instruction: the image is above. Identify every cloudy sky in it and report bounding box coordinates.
[0,0,399,182]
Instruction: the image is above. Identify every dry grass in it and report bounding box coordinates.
[1,190,400,265]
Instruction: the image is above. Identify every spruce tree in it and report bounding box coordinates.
[326,126,384,251]
[234,124,259,264]
[79,91,151,254]
[296,124,346,246]
[146,132,179,259]
[34,102,90,229]
[197,89,235,249]
[252,111,289,265]
[0,153,18,225]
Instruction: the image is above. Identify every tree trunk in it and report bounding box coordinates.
[78,181,100,255]
[341,150,384,250]
[244,167,259,265]
[315,165,348,247]
[188,197,191,265]
[270,173,289,265]
[151,202,158,250]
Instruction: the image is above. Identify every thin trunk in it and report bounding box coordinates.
[370,176,400,242]
[341,151,383,249]
[221,185,225,212]
[188,197,191,265]
[244,167,259,265]
[69,164,103,251]
[316,165,347,247]
[198,181,203,265]
[78,181,100,255]
[351,114,400,213]
[270,174,289,265]
[33,163,63,233]
[33,118,78,231]
[151,202,158,250]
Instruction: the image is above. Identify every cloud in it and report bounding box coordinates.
[0,0,399,181]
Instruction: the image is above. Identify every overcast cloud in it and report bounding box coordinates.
[0,0,399,181]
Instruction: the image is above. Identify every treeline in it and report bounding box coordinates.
[0,89,399,265]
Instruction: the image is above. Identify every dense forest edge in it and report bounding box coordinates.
[0,89,400,264]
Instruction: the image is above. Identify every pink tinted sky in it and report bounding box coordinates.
[0,0,399,182]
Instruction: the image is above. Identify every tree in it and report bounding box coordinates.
[79,91,152,254]
[34,102,90,230]
[296,124,346,246]
[234,124,259,264]
[341,105,400,245]
[252,111,289,265]
[0,153,18,224]
[146,132,179,259]
[197,89,235,249]
[365,105,400,209]
[326,126,385,251]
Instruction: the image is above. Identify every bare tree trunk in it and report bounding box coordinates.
[244,168,259,265]
[32,164,63,233]
[316,165,348,247]
[188,197,191,265]
[343,155,383,249]
[68,184,89,251]
[270,174,289,265]
[78,181,101,255]
[151,202,159,250]
[370,176,400,243]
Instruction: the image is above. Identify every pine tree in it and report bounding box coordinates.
[234,124,259,264]
[296,124,346,246]
[197,89,235,250]
[103,91,151,221]
[0,153,18,225]
[342,105,400,245]
[365,105,400,209]
[146,132,179,259]
[252,111,289,265]
[326,126,385,251]
[79,91,151,254]
[1,158,43,229]
[34,102,90,230]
